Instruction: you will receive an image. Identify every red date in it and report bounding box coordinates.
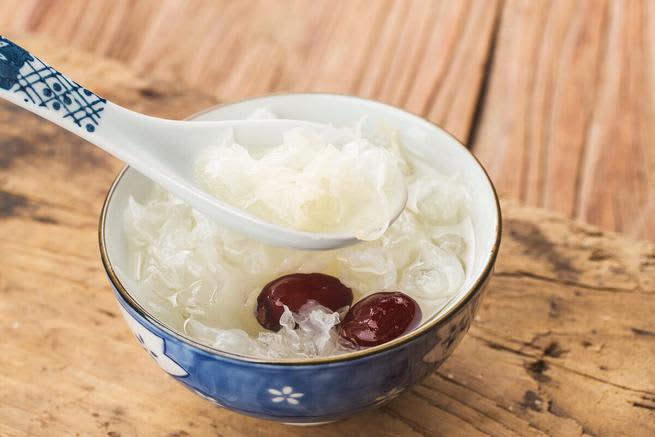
[256,273,353,331]
[338,291,421,347]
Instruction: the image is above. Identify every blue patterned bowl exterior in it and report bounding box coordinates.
[100,93,500,424]
[107,274,491,424]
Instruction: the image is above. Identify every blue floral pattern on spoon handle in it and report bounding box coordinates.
[0,36,105,132]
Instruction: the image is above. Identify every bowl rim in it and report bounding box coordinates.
[99,92,502,365]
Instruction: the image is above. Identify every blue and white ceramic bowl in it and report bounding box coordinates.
[99,93,501,425]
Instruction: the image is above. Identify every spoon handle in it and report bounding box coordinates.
[0,36,108,135]
[0,35,192,168]
[0,35,316,162]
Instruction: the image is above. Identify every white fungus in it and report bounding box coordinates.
[196,123,405,240]
[124,116,472,359]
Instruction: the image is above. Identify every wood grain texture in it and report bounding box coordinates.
[0,0,500,143]
[0,35,654,437]
[471,0,655,242]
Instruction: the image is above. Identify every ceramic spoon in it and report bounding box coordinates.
[0,36,407,250]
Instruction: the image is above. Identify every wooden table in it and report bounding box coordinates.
[1,34,654,436]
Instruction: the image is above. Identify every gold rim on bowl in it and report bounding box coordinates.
[99,93,502,365]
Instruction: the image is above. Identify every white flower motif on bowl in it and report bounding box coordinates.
[119,306,188,377]
[268,386,304,405]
